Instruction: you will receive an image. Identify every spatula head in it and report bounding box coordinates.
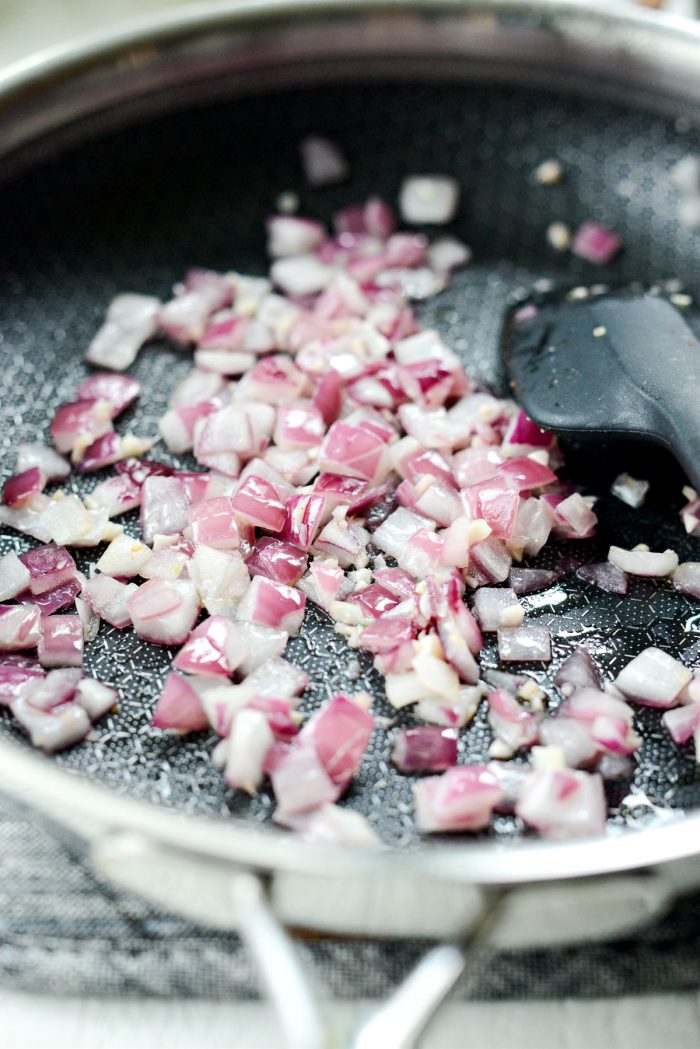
[502,287,700,493]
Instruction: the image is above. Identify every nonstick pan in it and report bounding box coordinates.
[2,1,700,1044]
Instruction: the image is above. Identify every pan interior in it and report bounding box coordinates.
[1,78,700,849]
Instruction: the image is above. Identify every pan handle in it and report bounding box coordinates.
[90,830,501,1049]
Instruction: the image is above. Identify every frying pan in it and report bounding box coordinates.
[2,1,700,1044]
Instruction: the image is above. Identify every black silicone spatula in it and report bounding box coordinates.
[502,288,700,493]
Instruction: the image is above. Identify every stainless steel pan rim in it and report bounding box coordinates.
[1,0,700,890]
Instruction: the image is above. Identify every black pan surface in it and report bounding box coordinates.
[1,80,700,847]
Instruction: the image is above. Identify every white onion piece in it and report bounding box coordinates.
[225,708,274,793]
[611,472,649,508]
[140,477,189,545]
[608,545,678,577]
[0,552,31,601]
[86,293,160,370]
[0,495,54,542]
[427,237,472,272]
[540,717,600,769]
[672,562,700,600]
[615,647,692,708]
[75,596,100,642]
[472,588,522,632]
[399,176,460,225]
[267,215,326,257]
[16,443,70,481]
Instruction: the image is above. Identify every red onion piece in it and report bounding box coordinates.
[0,552,31,601]
[672,562,700,600]
[279,493,325,550]
[189,545,250,618]
[19,545,76,596]
[76,678,118,721]
[305,559,344,612]
[0,655,44,705]
[50,398,114,456]
[127,578,200,646]
[554,492,598,537]
[152,672,209,732]
[77,373,141,416]
[360,616,415,654]
[225,707,275,793]
[472,587,522,632]
[83,575,137,628]
[0,605,41,651]
[38,615,83,668]
[414,765,504,833]
[140,476,189,545]
[487,689,541,753]
[173,615,246,677]
[187,497,239,551]
[267,215,326,258]
[18,667,80,710]
[10,694,90,753]
[16,443,70,482]
[271,743,340,819]
[346,584,399,620]
[663,703,700,746]
[608,545,678,577]
[516,768,607,839]
[3,467,45,508]
[319,421,388,483]
[497,457,558,491]
[246,538,307,586]
[86,474,143,517]
[86,293,160,371]
[236,575,306,635]
[539,717,600,769]
[508,568,558,596]
[554,648,601,693]
[577,561,629,596]
[497,626,552,663]
[468,537,512,585]
[18,578,81,615]
[615,647,692,708]
[299,693,373,790]
[571,222,622,265]
[392,726,457,772]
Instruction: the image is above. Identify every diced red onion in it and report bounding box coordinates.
[173,615,247,677]
[18,667,81,710]
[0,551,31,601]
[539,717,600,769]
[571,222,622,265]
[577,561,629,596]
[615,647,692,708]
[225,708,275,793]
[19,545,76,596]
[271,743,340,819]
[608,545,678,577]
[0,655,44,705]
[38,615,83,668]
[189,545,250,618]
[152,672,209,732]
[86,293,160,370]
[18,577,81,615]
[392,726,457,772]
[50,398,114,457]
[76,678,118,721]
[140,476,189,545]
[663,702,700,746]
[236,575,306,635]
[10,694,90,753]
[672,562,700,600]
[487,689,541,753]
[497,626,551,663]
[3,467,45,508]
[83,575,137,628]
[554,648,601,693]
[516,768,607,839]
[299,693,373,790]
[414,765,504,833]
[16,443,70,482]
[127,578,200,646]
[508,568,557,596]
[0,604,41,651]
[77,373,141,416]
[472,587,523,632]
[246,537,307,586]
